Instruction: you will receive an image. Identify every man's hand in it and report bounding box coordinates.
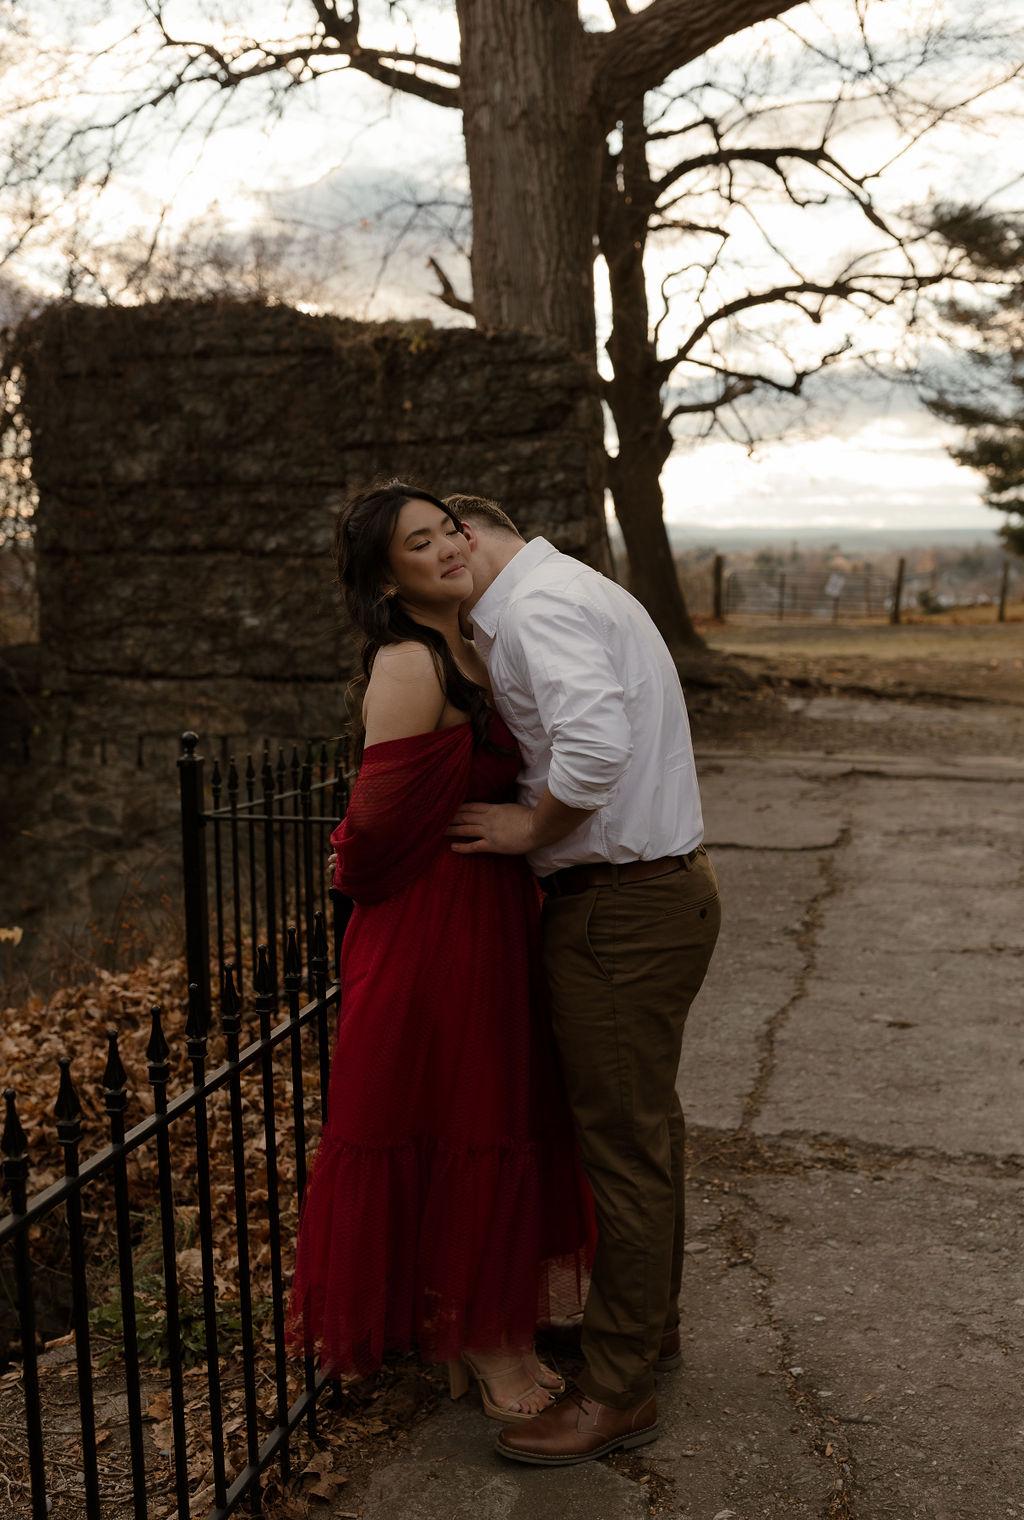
[447,802,537,856]
[448,789,595,856]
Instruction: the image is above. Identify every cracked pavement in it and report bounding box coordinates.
[329,747,1024,1520]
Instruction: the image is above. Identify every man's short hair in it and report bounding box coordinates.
[445,493,524,540]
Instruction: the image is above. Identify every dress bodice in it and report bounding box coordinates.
[464,712,521,804]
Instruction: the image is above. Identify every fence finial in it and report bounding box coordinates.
[312,911,328,967]
[103,1030,128,1110]
[221,962,242,1032]
[284,926,301,983]
[255,944,273,997]
[54,1058,83,1138]
[146,1006,170,1076]
[186,980,209,1044]
[2,1088,28,1161]
[180,731,199,758]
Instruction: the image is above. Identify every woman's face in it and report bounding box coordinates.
[386,499,472,611]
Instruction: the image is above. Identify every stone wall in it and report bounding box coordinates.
[0,300,607,970]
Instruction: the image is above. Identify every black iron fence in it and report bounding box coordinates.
[180,730,354,1025]
[1,731,355,1520]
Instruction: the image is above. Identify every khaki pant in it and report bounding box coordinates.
[542,849,721,1407]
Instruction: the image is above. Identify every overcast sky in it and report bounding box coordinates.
[8,0,1024,539]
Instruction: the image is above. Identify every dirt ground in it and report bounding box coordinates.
[686,612,1024,758]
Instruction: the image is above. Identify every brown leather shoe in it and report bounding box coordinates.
[496,1387,657,1465]
[655,1327,683,1372]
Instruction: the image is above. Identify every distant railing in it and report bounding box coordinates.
[724,569,894,621]
[676,553,1019,625]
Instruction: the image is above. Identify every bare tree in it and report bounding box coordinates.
[3,1,1023,651]
[587,4,1021,646]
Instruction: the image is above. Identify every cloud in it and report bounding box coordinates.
[659,394,995,533]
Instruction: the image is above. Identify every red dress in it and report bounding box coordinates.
[287,716,594,1375]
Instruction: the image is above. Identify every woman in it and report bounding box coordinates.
[287,481,594,1419]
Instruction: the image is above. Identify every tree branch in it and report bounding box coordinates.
[659,275,945,379]
[591,0,806,123]
[664,375,757,419]
[428,256,474,315]
[148,0,460,109]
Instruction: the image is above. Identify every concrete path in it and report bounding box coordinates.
[335,751,1024,1520]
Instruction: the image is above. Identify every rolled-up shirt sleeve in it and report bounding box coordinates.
[505,590,633,810]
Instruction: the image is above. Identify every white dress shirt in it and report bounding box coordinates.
[470,537,704,876]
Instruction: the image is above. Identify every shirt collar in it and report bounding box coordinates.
[470,536,558,644]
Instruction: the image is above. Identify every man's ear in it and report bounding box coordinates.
[460,520,479,550]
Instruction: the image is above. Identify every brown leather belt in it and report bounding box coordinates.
[540,848,702,898]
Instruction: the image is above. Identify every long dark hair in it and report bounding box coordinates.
[333,479,493,753]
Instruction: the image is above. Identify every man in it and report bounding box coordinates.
[446,496,721,1466]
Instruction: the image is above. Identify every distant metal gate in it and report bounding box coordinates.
[725,569,894,620]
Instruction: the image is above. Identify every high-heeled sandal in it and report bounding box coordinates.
[525,1351,565,1392]
[447,1354,559,1422]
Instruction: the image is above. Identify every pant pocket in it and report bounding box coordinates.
[582,889,614,981]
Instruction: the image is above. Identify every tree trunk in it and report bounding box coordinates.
[455,0,795,649]
[600,120,704,651]
[456,0,604,355]
[606,421,703,655]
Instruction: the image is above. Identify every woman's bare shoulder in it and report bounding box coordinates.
[364,641,445,743]
[370,641,441,682]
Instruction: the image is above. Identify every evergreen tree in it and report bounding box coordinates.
[926,207,1024,555]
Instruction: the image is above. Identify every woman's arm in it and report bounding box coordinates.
[363,643,446,745]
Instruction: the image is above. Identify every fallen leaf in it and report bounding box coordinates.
[307,1474,348,1501]
[147,1391,173,1422]
[177,1247,203,1279]
[189,1482,217,1517]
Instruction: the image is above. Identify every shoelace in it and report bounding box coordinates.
[551,1381,590,1412]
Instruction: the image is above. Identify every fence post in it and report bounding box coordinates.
[103,1032,148,1520]
[998,559,1010,622]
[55,1060,102,1520]
[891,557,905,625]
[2,1091,47,1520]
[713,554,725,621]
[778,572,786,622]
[179,732,211,1030]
